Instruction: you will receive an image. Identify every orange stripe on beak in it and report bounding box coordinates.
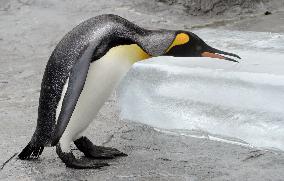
[201,52,224,60]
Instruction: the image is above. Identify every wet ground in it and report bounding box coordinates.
[1,0,284,180]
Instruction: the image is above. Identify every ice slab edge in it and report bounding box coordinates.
[117,52,284,151]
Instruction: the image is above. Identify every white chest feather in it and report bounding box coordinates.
[56,44,150,142]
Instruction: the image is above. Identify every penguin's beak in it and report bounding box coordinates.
[201,47,241,63]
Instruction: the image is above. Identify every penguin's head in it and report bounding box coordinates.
[164,31,241,62]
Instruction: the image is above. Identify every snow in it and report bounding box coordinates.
[117,29,284,150]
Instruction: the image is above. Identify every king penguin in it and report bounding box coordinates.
[18,14,240,169]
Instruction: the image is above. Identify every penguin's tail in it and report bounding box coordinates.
[18,142,44,160]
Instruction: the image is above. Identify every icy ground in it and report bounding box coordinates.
[118,29,284,151]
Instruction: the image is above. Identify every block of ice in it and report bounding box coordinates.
[117,30,284,150]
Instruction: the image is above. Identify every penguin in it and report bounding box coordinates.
[18,14,240,169]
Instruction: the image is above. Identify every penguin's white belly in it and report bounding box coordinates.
[61,53,132,142]
[57,44,149,147]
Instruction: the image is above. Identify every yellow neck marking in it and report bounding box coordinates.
[107,44,151,64]
[166,33,190,52]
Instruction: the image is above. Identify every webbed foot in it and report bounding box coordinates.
[74,136,127,159]
[56,143,109,169]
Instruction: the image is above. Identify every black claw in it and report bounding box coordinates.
[74,137,128,159]
[117,152,128,157]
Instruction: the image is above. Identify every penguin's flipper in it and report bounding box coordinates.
[51,44,94,146]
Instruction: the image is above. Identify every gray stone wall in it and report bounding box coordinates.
[156,0,281,16]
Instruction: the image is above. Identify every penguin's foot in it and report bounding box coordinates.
[74,136,127,159]
[56,143,109,169]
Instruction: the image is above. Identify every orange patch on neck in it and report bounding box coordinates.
[166,33,190,52]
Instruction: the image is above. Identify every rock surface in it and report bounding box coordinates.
[156,0,284,16]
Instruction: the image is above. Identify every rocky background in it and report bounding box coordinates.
[156,0,282,16]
